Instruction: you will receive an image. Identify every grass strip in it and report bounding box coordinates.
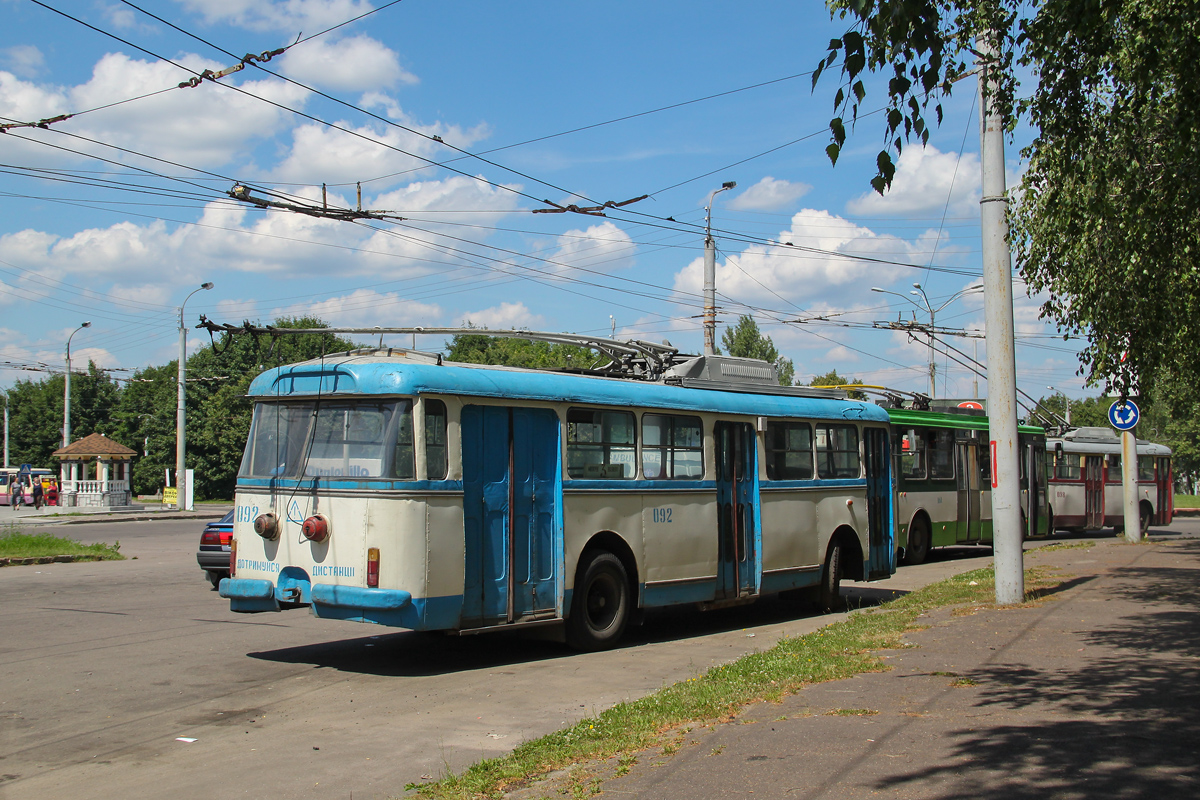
[1173,494,1200,509]
[407,566,1053,799]
[0,528,123,560]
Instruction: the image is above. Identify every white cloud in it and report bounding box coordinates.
[277,35,416,92]
[673,209,918,309]
[0,53,310,168]
[728,177,811,211]
[267,117,490,187]
[550,221,635,273]
[847,145,980,217]
[2,45,45,79]
[175,0,376,33]
[457,302,543,330]
[272,289,442,328]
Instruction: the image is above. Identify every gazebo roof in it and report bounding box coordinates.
[53,432,138,459]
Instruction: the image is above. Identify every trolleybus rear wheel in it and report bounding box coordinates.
[817,542,844,613]
[903,517,930,566]
[567,551,630,651]
[1140,503,1151,537]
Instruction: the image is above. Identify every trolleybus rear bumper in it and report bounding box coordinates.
[220,577,412,616]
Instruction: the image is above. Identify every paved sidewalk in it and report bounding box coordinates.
[568,537,1200,799]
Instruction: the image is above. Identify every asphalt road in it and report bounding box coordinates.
[1,517,1196,800]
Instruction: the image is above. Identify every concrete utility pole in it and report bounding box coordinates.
[177,282,213,512]
[1121,429,1141,542]
[63,322,91,448]
[703,181,736,355]
[978,35,1024,604]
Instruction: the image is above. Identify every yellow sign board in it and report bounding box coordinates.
[163,487,178,505]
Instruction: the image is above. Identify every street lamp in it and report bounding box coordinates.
[63,321,92,448]
[703,180,737,355]
[1047,385,1071,426]
[176,282,213,511]
[871,283,982,398]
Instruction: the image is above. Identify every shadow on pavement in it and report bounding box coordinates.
[872,541,1200,798]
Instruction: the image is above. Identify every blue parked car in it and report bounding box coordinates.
[196,510,234,588]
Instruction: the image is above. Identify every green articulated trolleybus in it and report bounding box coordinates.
[216,327,898,650]
[886,404,1051,565]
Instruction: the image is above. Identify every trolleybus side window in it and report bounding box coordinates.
[1138,457,1156,481]
[642,414,703,479]
[765,421,813,480]
[1106,455,1122,482]
[815,424,860,479]
[929,429,955,479]
[425,400,448,480]
[1055,453,1081,480]
[899,428,925,479]
[567,408,636,479]
[307,402,405,479]
[241,402,315,478]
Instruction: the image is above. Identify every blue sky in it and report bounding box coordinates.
[0,0,1086,405]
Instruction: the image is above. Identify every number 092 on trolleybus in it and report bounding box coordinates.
[220,347,896,650]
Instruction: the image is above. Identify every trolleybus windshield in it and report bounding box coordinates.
[239,400,413,479]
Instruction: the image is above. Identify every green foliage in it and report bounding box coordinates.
[805,369,867,400]
[0,528,123,560]
[6,361,119,468]
[718,316,795,386]
[445,331,600,371]
[815,0,1200,396]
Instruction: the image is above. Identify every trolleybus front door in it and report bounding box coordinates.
[1084,455,1104,529]
[714,421,758,600]
[461,405,561,627]
[863,426,894,579]
[956,443,983,542]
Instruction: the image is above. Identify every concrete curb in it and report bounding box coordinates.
[0,554,112,567]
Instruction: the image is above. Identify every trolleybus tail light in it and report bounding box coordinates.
[253,512,279,540]
[229,538,237,576]
[302,514,330,543]
[367,548,380,588]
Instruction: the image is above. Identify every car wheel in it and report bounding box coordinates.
[206,570,225,589]
[567,551,630,651]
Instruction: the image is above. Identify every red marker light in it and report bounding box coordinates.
[229,538,237,576]
[302,514,329,543]
[254,512,279,540]
[367,548,380,588]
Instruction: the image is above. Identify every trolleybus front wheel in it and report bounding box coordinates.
[816,542,844,613]
[903,517,930,566]
[567,551,630,651]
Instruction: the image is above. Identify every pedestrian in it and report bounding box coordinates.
[10,480,22,510]
[32,479,43,511]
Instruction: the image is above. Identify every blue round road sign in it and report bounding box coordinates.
[1108,399,1140,431]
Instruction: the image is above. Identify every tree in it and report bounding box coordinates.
[718,316,796,386]
[6,361,119,469]
[815,0,1200,395]
[805,369,867,400]
[445,330,599,371]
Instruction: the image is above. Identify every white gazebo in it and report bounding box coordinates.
[52,433,137,507]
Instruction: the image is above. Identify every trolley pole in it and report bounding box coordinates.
[978,34,1024,604]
